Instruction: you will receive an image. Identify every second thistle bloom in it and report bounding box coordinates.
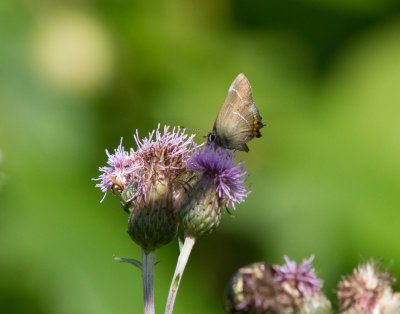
[225,255,331,313]
[179,144,250,237]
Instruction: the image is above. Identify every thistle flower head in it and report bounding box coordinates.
[187,144,250,209]
[337,261,400,314]
[94,124,198,252]
[225,256,331,314]
[273,255,323,297]
[179,144,250,237]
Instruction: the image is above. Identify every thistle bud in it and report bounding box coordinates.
[127,180,177,253]
[179,179,222,237]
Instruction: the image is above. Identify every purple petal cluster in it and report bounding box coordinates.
[273,255,323,296]
[187,144,250,209]
[93,124,197,202]
[94,138,138,201]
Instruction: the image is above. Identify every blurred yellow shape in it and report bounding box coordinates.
[31,10,114,93]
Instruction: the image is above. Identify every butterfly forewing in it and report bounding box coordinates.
[212,73,263,152]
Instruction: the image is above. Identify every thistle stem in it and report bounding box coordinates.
[165,236,196,314]
[141,249,155,314]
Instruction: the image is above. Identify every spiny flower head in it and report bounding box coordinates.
[187,143,250,209]
[93,124,198,252]
[179,144,250,237]
[337,261,400,314]
[224,258,331,314]
[273,255,323,298]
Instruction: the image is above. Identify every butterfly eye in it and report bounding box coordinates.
[207,133,216,143]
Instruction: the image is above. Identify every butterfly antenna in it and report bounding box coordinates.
[178,125,208,134]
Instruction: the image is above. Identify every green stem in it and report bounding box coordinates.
[165,236,196,314]
[141,249,155,314]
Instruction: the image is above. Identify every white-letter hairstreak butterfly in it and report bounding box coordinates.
[207,73,264,152]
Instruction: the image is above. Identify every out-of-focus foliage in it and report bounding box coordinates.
[1,0,400,313]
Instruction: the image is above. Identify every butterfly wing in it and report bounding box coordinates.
[212,73,263,152]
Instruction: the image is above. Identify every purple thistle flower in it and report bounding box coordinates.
[178,144,250,237]
[273,255,323,297]
[224,260,331,313]
[187,144,250,209]
[93,124,198,252]
[93,124,197,205]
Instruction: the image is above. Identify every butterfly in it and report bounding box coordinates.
[207,73,264,152]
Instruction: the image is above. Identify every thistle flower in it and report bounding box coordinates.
[94,124,197,252]
[188,144,249,208]
[94,125,198,314]
[179,144,249,237]
[337,261,400,314]
[225,256,331,314]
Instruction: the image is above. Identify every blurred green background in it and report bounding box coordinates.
[1,0,400,313]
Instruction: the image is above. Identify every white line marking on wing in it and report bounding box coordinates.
[232,111,250,126]
[229,86,243,101]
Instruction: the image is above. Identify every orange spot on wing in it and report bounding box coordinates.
[252,119,262,138]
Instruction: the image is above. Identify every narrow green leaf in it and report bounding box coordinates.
[113,256,142,270]
[113,256,160,270]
